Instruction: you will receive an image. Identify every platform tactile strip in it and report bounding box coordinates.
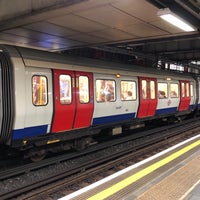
[135,155,200,200]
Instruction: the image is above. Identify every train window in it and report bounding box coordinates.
[32,75,48,106]
[170,83,179,98]
[96,79,115,102]
[181,82,185,97]
[79,76,89,103]
[186,82,190,97]
[150,81,155,99]
[158,83,168,98]
[59,75,71,104]
[190,84,194,97]
[121,81,136,101]
[142,80,147,99]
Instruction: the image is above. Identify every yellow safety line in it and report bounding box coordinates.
[87,140,200,200]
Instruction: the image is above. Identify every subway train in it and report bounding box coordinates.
[0,45,200,160]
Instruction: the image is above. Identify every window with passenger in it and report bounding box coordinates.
[158,82,168,98]
[121,81,136,101]
[96,79,115,102]
[59,75,71,104]
[170,83,179,98]
[32,75,48,106]
[79,76,89,103]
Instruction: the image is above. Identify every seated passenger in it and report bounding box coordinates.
[158,90,166,98]
[100,93,106,102]
[126,91,133,100]
[170,91,177,98]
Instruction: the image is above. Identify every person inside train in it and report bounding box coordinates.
[103,82,114,101]
[126,91,133,100]
[158,90,166,98]
[170,91,178,98]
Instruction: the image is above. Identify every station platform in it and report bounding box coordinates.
[59,134,200,200]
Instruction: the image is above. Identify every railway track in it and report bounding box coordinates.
[0,117,200,200]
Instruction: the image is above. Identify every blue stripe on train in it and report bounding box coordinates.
[156,104,196,115]
[92,113,135,126]
[189,104,196,111]
[12,125,48,140]
[155,107,178,115]
[12,104,198,140]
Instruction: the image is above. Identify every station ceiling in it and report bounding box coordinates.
[0,0,200,69]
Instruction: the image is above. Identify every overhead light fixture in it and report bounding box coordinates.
[165,77,172,81]
[157,8,196,32]
[115,73,121,78]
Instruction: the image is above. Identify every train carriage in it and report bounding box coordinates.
[0,44,199,160]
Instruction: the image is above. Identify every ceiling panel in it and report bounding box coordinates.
[89,28,137,41]
[25,41,69,51]
[4,28,58,41]
[76,4,141,28]
[48,14,107,33]
[68,33,109,44]
[118,23,168,37]
[0,32,36,44]
[45,37,83,47]
[24,22,78,37]
[2,27,84,50]
[54,0,118,14]
[111,0,159,22]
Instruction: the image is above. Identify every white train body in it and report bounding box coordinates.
[0,45,199,155]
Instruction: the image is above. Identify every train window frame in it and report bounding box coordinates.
[150,80,156,100]
[158,82,168,99]
[181,82,185,97]
[170,83,179,98]
[120,80,137,101]
[186,82,190,97]
[95,79,116,102]
[59,74,72,105]
[142,80,147,100]
[32,75,48,106]
[79,75,90,104]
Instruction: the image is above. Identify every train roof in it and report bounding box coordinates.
[1,44,197,79]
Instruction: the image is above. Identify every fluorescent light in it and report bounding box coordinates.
[157,8,196,32]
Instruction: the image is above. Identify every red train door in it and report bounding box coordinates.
[51,69,94,133]
[51,69,76,132]
[73,71,94,129]
[179,80,191,111]
[137,77,157,118]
